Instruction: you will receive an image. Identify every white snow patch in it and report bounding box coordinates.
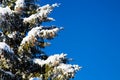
[0,42,14,54]
[15,0,25,8]
[0,6,12,15]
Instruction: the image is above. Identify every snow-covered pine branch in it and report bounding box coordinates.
[33,53,67,67]
[23,3,59,25]
[18,26,63,54]
[32,53,81,79]
[55,63,80,79]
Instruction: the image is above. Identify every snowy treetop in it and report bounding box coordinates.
[0,0,81,79]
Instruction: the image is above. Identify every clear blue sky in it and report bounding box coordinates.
[40,0,120,80]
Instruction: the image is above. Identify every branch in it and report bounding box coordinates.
[23,3,60,25]
[32,53,81,79]
[18,26,63,54]
[33,53,67,67]
[55,63,81,79]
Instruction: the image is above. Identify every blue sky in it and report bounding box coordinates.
[40,0,120,80]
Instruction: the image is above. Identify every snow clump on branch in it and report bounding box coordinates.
[14,0,25,12]
[0,6,12,15]
[0,42,14,54]
[33,53,67,67]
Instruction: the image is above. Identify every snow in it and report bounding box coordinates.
[56,63,81,78]
[38,27,61,38]
[27,27,42,37]
[46,53,67,66]
[23,14,37,23]
[0,6,12,15]
[15,0,25,9]
[57,64,80,73]
[21,26,42,45]
[33,53,67,66]
[33,59,45,67]
[0,42,14,54]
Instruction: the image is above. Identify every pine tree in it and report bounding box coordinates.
[0,0,81,80]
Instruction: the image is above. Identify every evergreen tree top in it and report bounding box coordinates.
[0,0,81,80]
